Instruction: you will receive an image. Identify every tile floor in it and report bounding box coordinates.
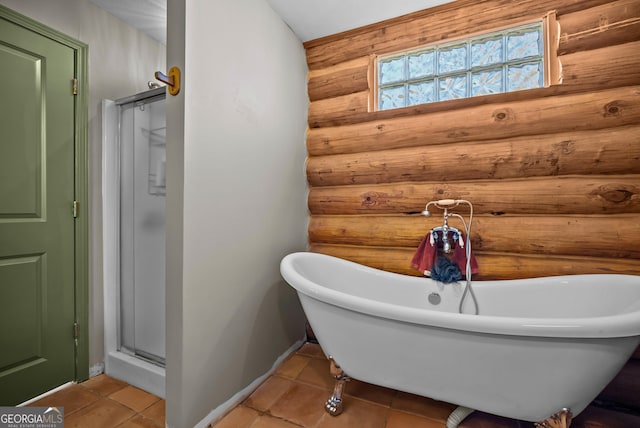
[26,374,165,428]
[210,342,457,428]
[24,342,640,428]
[210,342,640,428]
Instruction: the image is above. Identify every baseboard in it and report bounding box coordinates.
[90,362,105,377]
[190,338,305,428]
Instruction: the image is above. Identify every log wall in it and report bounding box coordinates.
[303,0,640,280]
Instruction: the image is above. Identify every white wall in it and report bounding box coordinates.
[0,0,166,369]
[165,0,309,426]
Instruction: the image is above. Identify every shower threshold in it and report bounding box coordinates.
[105,350,165,398]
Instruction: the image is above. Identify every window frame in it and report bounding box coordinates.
[371,12,561,111]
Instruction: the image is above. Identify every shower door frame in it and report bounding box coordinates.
[102,87,166,397]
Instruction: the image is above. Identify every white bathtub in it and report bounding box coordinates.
[280,252,640,423]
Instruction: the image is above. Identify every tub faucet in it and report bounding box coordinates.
[423,201,453,254]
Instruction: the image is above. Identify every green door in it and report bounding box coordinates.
[0,9,86,405]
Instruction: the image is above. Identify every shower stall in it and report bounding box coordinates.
[102,87,166,397]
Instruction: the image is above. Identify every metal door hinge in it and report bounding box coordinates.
[73,322,79,339]
[73,200,78,218]
[72,78,78,95]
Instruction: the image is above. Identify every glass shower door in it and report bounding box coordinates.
[119,91,166,365]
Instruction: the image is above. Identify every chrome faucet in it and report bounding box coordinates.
[422,200,457,254]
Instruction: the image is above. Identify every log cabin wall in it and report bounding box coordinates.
[303,0,640,280]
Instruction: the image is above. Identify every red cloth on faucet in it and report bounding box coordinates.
[410,234,437,275]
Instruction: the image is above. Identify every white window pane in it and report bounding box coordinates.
[379,86,406,109]
[507,29,541,60]
[439,74,467,100]
[379,58,405,85]
[508,62,543,91]
[409,51,435,79]
[409,80,436,105]
[471,37,503,67]
[472,69,503,96]
[438,45,467,74]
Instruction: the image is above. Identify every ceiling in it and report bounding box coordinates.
[89,0,455,45]
[265,0,455,42]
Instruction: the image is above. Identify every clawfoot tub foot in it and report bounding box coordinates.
[325,356,350,416]
[535,408,573,428]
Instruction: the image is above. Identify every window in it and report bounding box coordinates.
[376,17,559,110]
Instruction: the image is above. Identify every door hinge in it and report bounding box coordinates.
[72,78,78,95]
[73,322,79,339]
[73,200,78,218]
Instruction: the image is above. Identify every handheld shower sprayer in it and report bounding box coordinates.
[421,199,464,217]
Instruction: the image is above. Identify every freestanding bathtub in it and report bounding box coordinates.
[280,252,640,426]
